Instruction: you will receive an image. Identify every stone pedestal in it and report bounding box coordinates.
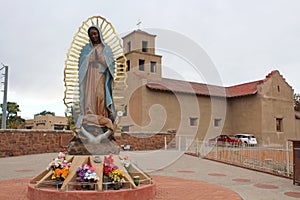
[28,155,155,200]
[28,129,154,199]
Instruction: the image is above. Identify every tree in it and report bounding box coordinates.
[0,102,25,129]
[34,110,55,117]
[1,102,20,118]
[65,109,75,131]
[7,115,25,129]
[295,93,300,111]
[66,115,75,131]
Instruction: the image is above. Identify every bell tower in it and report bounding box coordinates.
[122,29,162,80]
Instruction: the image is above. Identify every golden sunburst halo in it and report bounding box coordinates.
[63,16,127,119]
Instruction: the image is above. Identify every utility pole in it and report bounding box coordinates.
[1,64,8,129]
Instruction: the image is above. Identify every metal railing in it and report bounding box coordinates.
[187,139,293,178]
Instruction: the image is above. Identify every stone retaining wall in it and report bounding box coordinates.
[0,129,74,157]
[0,130,176,157]
[115,132,176,151]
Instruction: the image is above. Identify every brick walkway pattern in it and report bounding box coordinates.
[0,176,241,200]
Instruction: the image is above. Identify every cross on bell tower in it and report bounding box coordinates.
[136,19,142,29]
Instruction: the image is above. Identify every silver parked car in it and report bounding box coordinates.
[235,134,257,146]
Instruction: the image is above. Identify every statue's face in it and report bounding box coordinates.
[88,28,100,44]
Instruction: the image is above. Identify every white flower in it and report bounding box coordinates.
[121,159,130,168]
[85,171,99,181]
[117,111,123,117]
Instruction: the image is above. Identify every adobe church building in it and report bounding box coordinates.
[119,29,300,147]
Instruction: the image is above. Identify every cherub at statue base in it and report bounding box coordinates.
[67,126,120,155]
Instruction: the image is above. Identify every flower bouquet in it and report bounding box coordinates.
[47,152,71,188]
[103,153,125,190]
[76,164,99,190]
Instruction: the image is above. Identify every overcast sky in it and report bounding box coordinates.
[0,0,300,119]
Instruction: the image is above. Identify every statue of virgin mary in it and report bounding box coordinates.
[64,16,127,153]
[76,25,115,142]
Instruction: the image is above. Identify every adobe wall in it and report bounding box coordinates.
[0,129,74,157]
[115,132,176,151]
[259,72,295,147]
[295,119,300,139]
[128,84,212,139]
[0,130,176,158]
[227,95,262,142]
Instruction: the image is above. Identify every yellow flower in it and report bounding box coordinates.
[109,169,124,183]
[51,174,56,180]
[61,168,69,179]
[50,167,70,180]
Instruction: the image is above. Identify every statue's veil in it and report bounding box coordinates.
[63,16,127,126]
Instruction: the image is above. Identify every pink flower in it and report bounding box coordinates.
[83,164,90,170]
[89,167,95,172]
[61,163,69,168]
[104,154,114,164]
[58,152,65,159]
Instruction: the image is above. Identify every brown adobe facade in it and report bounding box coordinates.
[118,29,300,147]
[25,114,68,130]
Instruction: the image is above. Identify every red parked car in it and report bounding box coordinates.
[209,134,242,146]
